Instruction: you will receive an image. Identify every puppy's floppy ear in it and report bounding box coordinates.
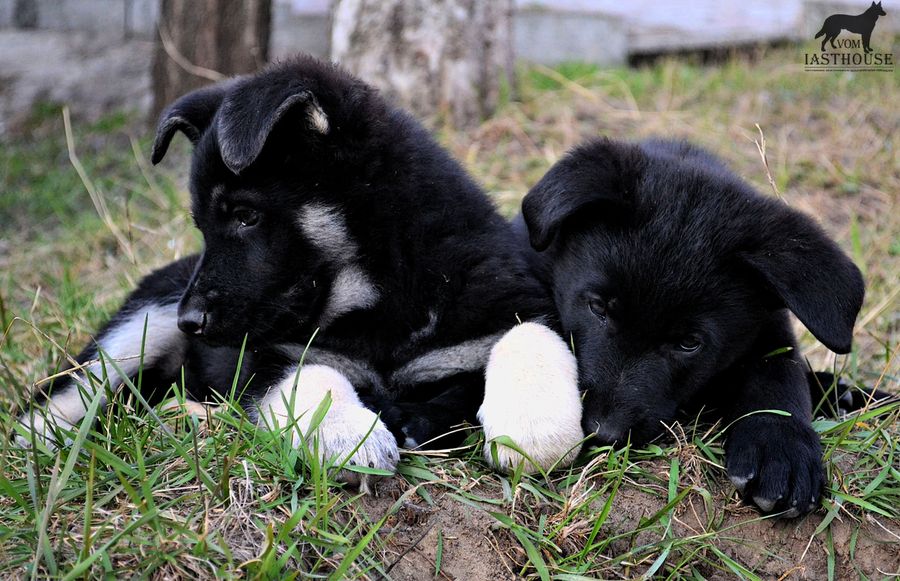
[738,205,865,354]
[522,139,642,251]
[151,81,235,165]
[215,82,330,175]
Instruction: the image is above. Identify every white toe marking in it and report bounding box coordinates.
[19,301,184,448]
[478,322,583,473]
[753,496,777,512]
[161,399,217,417]
[255,365,399,485]
[729,475,750,493]
[839,390,854,408]
[400,426,420,450]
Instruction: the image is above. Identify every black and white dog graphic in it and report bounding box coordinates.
[517,137,870,517]
[16,56,584,480]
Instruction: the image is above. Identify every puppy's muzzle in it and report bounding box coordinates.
[177,299,208,336]
[588,426,625,447]
[583,413,628,447]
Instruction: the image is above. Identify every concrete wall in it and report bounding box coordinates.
[270,4,329,59]
[0,0,157,37]
[33,0,124,33]
[0,1,627,65]
[514,8,626,66]
[125,0,159,37]
[4,0,883,66]
[0,0,328,58]
[0,1,13,28]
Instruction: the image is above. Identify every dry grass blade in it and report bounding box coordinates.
[752,123,782,199]
[62,107,135,263]
[157,17,226,83]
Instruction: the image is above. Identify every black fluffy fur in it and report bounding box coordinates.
[518,137,872,517]
[34,56,552,447]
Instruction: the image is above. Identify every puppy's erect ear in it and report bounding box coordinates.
[522,139,642,251]
[151,81,235,165]
[216,83,330,175]
[739,205,865,354]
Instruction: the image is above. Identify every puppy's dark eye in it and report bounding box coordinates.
[588,296,608,321]
[675,336,702,353]
[233,206,259,227]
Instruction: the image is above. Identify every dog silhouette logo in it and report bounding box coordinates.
[815,1,886,53]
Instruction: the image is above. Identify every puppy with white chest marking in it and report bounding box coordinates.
[518,137,875,516]
[15,56,584,479]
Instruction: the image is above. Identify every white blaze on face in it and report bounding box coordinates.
[297,203,380,326]
[19,301,185,447]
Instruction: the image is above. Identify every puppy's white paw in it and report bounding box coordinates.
[479,322,583,474]
[257,364,399,490]
[160,399,219,417]
[307,402,399,492]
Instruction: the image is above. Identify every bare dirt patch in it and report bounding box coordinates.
[362,478,517,580]
[609,486,900,580]
[361,460,900,580]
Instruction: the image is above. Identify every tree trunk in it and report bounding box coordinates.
[13,0,38,29]
[150,0,271,122]
[331,0,514,129]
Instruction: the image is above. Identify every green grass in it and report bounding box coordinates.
[1,44,899,579]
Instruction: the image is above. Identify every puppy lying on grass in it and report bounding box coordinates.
[517,137,874,517]
[15,56,585,483]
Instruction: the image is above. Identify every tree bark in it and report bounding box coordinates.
[13,0,38,29]
[331,0,514,129]
[150,0,271,122]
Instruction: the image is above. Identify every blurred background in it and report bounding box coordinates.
[0,0,896,130]
[0,0,896,385]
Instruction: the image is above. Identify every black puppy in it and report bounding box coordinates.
[518,137,866,516]
[16,56,585,480]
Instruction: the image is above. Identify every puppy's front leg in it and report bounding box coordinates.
[254,365,399,491]
[723,318,824,517]
[17,257,199,448]
[479,322,583,473]
[18,300,186,448]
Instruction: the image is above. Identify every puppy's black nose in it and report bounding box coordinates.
[177,308,207,335]
[590,426,624,447]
